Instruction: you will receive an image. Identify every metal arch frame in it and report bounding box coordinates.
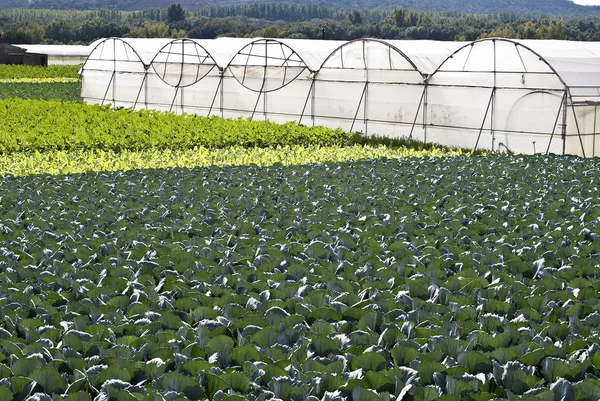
[300,38,426,133]
[314,38,424,77]
[429,37,569,87]
[80,37,147,107]
[148,38,220,114]
[81,37,147,72]
[225,38,311,94]
[427,37,588,157]
[149,38,219,89]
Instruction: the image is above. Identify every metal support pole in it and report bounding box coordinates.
[363,41,369,136]
[133,71,148,110]
[298,78,316,126]
[423,84,428,144]
[474,89,495,151]
[350,82,368,133]
[208,73,223,117]
[491,40,497,151]
[220,72,224,118]
[251,90,264,120]
[264,91,268,120]
[409,86,427,140]
[169,87,180,113]
[546,92,567,155]
[144,66,148,109]
[311,77,316,127]
[179,40,184,114]
[112,40,116,105]
[568,92,587,158]
[101,71,115,106]
[180,87,184,114]
[562,88,568,155]
[594,105,598,157]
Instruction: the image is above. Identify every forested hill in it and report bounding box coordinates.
[3,0,600,16]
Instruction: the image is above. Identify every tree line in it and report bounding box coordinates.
[1,3,599,45]
[9,0,600,18]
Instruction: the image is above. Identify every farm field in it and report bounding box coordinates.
[0,65,82,103]
[0,64,599,401]
[0,65,81,80]
[0,156,599,401]
[0,81,81,103]
[0,96,462,175]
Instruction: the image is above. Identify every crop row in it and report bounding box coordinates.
[0,145,463,177]
[0,64,80,79]
[0,82,82,102]
[0,78,79,83]
[0,155,598,401]
[0,99,354,154]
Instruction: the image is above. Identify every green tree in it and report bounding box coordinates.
[385,8,406,28]
[4,22,44,44]
[128,21,169,38]
[348,10,363,25]
[167,3,186,23]
[45,19,76,43]
[518,21,538,39]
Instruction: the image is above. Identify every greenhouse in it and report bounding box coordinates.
[426,38,600,157]
[307,39,462,138]
[219,38,340,124]
[17,44,92,65]
[81,37,600,157]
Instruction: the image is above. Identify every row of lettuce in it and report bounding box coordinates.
[0,99,354,153]
[0,95,467,176]
[0,64,81,80]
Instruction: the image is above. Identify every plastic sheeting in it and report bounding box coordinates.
[15,44,92,65]
[80,37,600,157]
[428,38,600,157]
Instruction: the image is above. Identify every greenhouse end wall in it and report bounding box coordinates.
[81,37,600,157]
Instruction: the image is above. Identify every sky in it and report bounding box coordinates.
[571,0,600,5]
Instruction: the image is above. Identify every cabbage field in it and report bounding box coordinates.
[0,64,599,401]
[1,155,600,401]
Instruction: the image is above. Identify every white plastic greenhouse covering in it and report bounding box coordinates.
[16,44,93,65]
[81,37,600,157]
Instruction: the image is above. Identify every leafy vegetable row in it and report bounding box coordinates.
[0,78,79,83]
[0,99,352,154]
[0,155,598,401]
[0,82,81,102]
[0,64,80,79]
[0,145,463,177]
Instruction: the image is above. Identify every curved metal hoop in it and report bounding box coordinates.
[82,37,145,71]
[316,38,423,78]
[226,38,309,93]
[430,38,568,88]
[150,38,218,88]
